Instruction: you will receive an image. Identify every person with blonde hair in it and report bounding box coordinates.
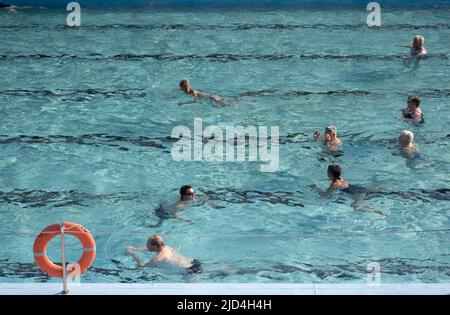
[398,130,420,159]
[126,235,202,274]
[313,125,342,151]
[397,35,427,58]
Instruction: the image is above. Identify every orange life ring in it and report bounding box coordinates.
[33,222,96,278]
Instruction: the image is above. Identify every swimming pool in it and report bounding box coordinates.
[0,4,449,284]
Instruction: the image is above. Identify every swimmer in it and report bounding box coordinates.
[147,185,197,228]
[313,125,342,151]
[401,96,424,123]
[396,35,427,59]
[179,78,235,106]
[398,130,420,159]
[126,235,201,274]
[310,164,385,216]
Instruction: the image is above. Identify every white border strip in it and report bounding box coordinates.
[0,283,449,295]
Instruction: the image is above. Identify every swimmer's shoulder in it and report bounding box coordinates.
[334,179,349,190]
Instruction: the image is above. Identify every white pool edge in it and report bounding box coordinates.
[1,283,449,295]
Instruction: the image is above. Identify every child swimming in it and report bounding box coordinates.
[126,235,201,274]
[310,164,385,216]
[401,96,424,123]
[179,78,235,106]
[313,125,342,152]
[397,35,427,59]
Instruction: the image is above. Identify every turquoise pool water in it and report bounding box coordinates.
[0,5,449,283]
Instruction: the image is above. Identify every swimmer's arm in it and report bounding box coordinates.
[321,184,336,197]
[310,183,334,197]
[413,112,422,121]
[129,252,147,268]
[127,246,147,252]
[313,131,323,141]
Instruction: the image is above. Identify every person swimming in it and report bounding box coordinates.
[310,164,385,216]
[398,130,421,160]
[397,35,427,59]
[402,96,424,123]
[126,235,201,274]
[147,185,197,228]
[179,78,235,106]
[313,125,342,152]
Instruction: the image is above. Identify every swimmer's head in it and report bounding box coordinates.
[324,126,337,141]
[325,126,337,136]
[399,130,414,147]
[407,96,420,110]
[180,185,196,201]
[147,235,165,252]
[179,79,191,93]
[413,35,425,49]
[327,164,342,181]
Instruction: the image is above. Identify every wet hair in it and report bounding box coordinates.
[147,235,165,249]
[179,79,189,90]
[327,164,342,180]
[180,185,193,196]
[408,96,420,107]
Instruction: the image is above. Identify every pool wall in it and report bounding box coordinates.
[6,0,450,8]
[1,283,450,295]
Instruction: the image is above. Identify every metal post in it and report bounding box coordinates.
[60,223,69,295]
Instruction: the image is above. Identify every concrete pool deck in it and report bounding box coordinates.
[0,283,449,295]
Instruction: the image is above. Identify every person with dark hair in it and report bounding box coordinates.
[147,185,197,228]
[310,164,385,216]
[126,235,202,274]
[180,185,196,201]
[402,96,424,123]
[179,78,235,106]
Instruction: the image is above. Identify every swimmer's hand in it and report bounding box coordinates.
[125,246,136,255]
[313,131,321,140]
[125,246,147,254]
